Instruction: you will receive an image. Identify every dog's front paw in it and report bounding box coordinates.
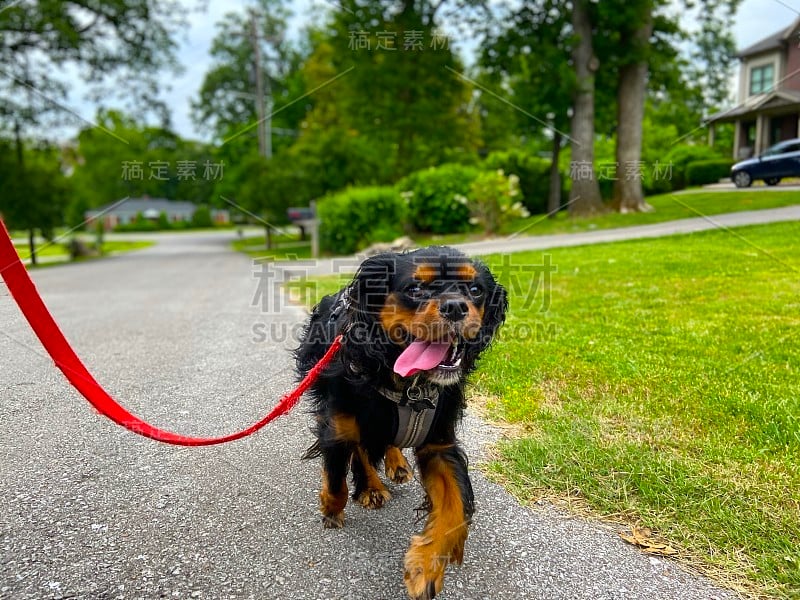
[385,447,413,484]
[403,535,446,600]
[386,463,413,484]
[322,512,344,528]
[356,488,391,509]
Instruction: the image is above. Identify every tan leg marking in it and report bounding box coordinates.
[354,446,390,509]
[320,468,348,529]
[384,446,413,484]
[404,454,469,600]
[331,413,360,442]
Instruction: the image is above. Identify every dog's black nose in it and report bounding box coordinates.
[440,298,468,321]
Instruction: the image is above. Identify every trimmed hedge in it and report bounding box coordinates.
[485,150,549,214]
[685,159,734,187]
[397,163,478,234]
[664,145,722,190]
[317,186,407,255]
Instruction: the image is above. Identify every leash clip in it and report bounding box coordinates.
[405,380,437,412]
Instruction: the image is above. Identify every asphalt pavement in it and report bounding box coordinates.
[0,229,740,599]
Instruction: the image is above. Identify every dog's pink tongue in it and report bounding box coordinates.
[394,340,451,377]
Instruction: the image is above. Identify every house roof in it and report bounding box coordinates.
[738,16,800,58]
[708,89,800,122]
[86,198,198,215]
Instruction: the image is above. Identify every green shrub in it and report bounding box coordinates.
[597,168,615,202]
[596,159,674,198]
[317,186,407,255]
[643,170,675,195]
[664,145,722,190]
[397,163,478,234]
[157,211,170,229]
[566,133,676,198]
[465,170,529,235]
[115,212,160,232]
[685,159,734,186]
[485,150,551,214]
[191,205,213,228]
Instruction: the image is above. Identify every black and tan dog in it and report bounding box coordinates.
[295,246,507,599]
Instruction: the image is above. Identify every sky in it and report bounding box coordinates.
[58,0,800,142]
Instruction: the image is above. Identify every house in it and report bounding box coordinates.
[708,17,800,159]
[85,197,230,230]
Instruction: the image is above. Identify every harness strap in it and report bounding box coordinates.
[376,382,440,448]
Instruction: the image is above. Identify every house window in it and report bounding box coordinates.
[750,64,774,95]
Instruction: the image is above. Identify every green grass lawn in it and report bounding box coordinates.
[13,243,69,258]
[287,221,800,598]
[13,239,153,263]
[415,190,800,247]
[100,240,153,254]
[231,232,312,260]
[478,222,800,598]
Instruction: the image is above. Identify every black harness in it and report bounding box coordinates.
[329,290,441,448]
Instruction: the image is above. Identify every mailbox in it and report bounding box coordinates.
[287,207,314,222]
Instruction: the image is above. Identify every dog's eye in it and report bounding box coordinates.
[405,284,425,298]
[469,284,484,298]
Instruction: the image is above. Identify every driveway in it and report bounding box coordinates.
[1,231,736,599]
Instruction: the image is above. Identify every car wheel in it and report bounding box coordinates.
[764,177,781,186]
[733,171,752,188]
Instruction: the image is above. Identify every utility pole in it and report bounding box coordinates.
[248,9,271,160]
[248,9,273,249]
[262,41,272,160]
[19,60,37,266]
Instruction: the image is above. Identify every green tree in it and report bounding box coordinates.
[0,0,182,239]
[0,0,181,136]
[191,205,213,228]
[597,0,656,212]
[213,150,289,248]
[480,1,575,215]
[316,0,480,178]
[689,0,740,110]
[68,111,216,226]
[279,32,393,194]
[595,0,740,210]
[0,142,70,265]
[191,0,306,153]
[569,0,605,215]
[481,0,741,215]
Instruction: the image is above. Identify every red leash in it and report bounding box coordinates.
[0,220,341,446]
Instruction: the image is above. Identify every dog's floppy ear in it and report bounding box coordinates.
[478,270,508,347]
[349,252,399,317]
[342,253,400,376]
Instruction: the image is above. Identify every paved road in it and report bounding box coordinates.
[0,231,737,599]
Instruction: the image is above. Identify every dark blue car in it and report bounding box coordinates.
[731,138,800,188]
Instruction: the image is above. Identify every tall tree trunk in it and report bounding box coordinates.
[15,120,36,265]
[613,7,654,213]
[28,229,37,266]
[568,0,604,216]
[548,131,562,216]
[264,224,272,250]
